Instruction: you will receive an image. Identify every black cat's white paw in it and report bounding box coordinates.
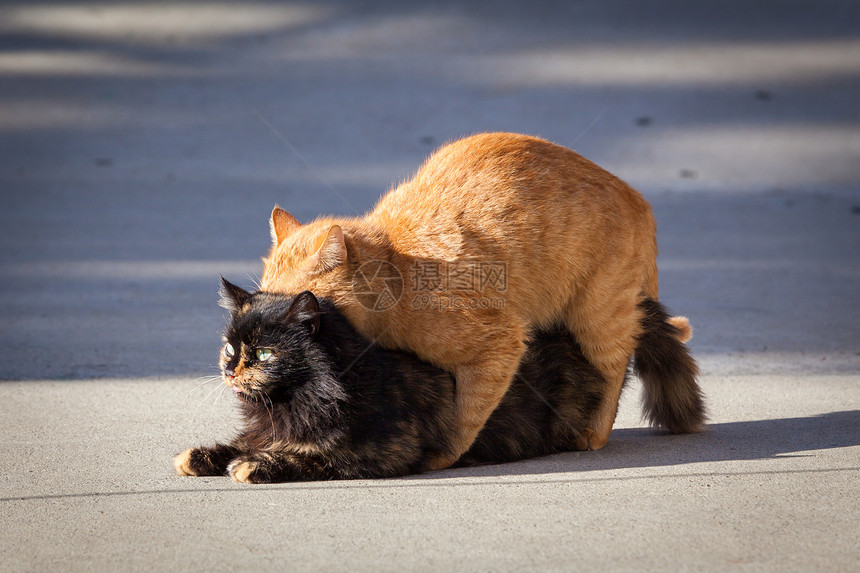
[227,458,262,484]
[175,446,234,477]
[174,448,205,476]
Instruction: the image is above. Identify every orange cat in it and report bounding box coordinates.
[260,132,704,469]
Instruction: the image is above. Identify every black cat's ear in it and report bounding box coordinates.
[219,277,251,312]
[287,291,321,336]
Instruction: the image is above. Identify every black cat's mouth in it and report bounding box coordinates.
[231,385,268,404]
[230,385,253,402]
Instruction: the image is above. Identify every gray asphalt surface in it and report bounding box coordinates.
[1,1,858,571]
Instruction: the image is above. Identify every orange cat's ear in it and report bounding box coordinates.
[310,225,346,272]
[270,206,301,245]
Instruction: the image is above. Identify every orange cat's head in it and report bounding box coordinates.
[260,207,349,295]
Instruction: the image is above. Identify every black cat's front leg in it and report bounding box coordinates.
[227,451,336,484]
[174,443,242,477]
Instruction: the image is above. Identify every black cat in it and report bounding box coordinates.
[174,279,700,483]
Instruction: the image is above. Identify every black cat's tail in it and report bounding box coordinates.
[634,298,705,433]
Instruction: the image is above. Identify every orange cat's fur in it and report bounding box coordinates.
[261,132,696,469]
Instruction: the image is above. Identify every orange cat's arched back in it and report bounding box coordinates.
[261,132,664,468]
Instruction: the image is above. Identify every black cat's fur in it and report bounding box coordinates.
[174,280,700,483]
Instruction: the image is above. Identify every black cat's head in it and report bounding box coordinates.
[218,278,322,404]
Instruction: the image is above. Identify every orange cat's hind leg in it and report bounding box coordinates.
[427,331,528,470]
[564,290,643,451]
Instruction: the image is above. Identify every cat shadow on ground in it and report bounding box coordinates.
[424,410,860,480]
[3,411,856,503]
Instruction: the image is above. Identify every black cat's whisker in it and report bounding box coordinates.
[183,372,222,386]
[213,381,229,405]
[175,374,218,389]
[188,374,222,387]
[191,370,221,380]
[208,384,230,421]
[171,376,218,402]
[263,395,277,443]
[175,375,223,400]
[245,273,262,291]
[192,380,228,421]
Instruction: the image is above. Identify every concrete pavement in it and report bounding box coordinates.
[1,1,858,571]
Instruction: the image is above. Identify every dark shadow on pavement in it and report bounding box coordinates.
[433,410,860,479]
[3,411,856,503]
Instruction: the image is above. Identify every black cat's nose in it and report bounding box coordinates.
[224,367,235,378]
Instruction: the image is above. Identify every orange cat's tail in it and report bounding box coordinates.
[634,298,706,433]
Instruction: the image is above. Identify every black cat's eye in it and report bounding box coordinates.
[256,348,274,361]
[225,343,235,357]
